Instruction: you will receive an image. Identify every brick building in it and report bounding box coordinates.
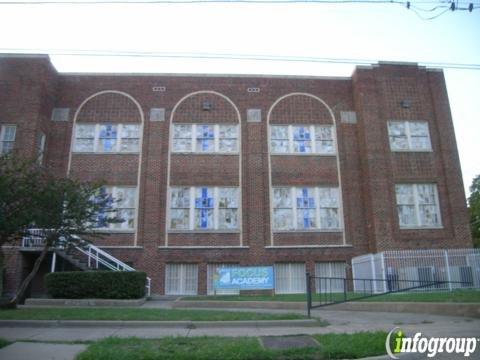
[0,54,473,297]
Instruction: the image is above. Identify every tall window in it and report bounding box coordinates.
[169,186,239,231]
[172,124,238,153]
[395,184,441,228]
[272,187,341,231]
[270,125,335,155]
[96,186,137,231]
[388,121,432,151]
[73,123,140,153]
[0,125,16,154]
[36,132,46,164]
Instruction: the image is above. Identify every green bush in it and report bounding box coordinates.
[45,271,146,299]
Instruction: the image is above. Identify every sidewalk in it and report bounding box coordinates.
[0,308,479,360]
[1,309,479,341]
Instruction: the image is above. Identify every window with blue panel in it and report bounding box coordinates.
[292,126,312,153]
[196,125,215,152]
[194,187,214,229]
[98,124,118,152]
[296,188,316,229]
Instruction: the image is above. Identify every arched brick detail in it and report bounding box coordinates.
[172,93,238,124]
[68,90,145,246]
[269,94,333,125]
[166,91,243,247]
[267,93,344,247]
[75,92,142,123]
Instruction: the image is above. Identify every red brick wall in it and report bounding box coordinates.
[0,56,472,296]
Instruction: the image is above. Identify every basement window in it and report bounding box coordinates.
[315,262,346,293]
[165,263,198,295]
[275,263,306,294]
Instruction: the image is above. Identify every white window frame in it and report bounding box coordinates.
[73,123,141,153]
[0,124,16,155]
[270,125,336,155]
[165,263,198,295]
[168,186,240,232]
[171,123,239,154]
[395,183,442,229]
[274,263,306,294]
[95,186,138,232]
[272,186,343,232]
[315,262,347,293]
[387,120,432,152]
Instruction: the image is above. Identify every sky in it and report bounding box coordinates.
[0,0,479,198]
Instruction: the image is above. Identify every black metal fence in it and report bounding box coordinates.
[305,272,472,317]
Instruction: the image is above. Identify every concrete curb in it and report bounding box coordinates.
[174,300,306,310]
[0,319,320,328]
[174,300,480,318]
[24,298,146,307]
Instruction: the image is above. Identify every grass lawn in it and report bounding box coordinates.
[183,289,480,303]
[0,308,306,321]
[76,332,388,360]
[358,289,480,303]
[0,338,9,349]
[183,294,308,302]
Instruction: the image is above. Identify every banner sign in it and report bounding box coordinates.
[213,266,274,290]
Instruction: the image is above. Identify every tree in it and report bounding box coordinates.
[0,155,118,306]
[468,175,480,248]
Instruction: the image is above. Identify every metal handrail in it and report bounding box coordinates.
[22,229,151,297]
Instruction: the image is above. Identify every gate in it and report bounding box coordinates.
[305,272,471,317]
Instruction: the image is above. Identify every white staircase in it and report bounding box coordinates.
[22,229,151,296]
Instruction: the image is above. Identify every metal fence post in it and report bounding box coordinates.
[344,277,347,302]
[306,272,312,318]
[444,250,452,291]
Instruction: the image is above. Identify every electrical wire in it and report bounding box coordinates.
[1,0,477,22]
[410,5,451,18]
[1,48,479,70]
[0,0,475,4]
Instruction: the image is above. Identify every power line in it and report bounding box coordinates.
[1,0,477,22]
[0,0,476,4]
[1,49,479,70]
